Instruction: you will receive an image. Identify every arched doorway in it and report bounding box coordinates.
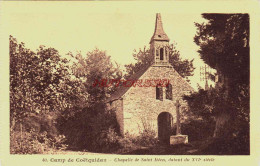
[157,112,173,144]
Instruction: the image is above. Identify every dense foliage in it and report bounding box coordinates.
[184,14,249,154]
[10,36,122,153]
[10,36,71,153]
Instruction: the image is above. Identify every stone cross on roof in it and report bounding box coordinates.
[150,13,170,44]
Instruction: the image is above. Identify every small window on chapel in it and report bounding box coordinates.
[160,48,164,60]
[166,83,172,100]
[156,84,163,100]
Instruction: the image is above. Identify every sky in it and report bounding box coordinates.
[2,2,216,90]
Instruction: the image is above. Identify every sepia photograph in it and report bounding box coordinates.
[9,12,250,155]
[1,1,259,166]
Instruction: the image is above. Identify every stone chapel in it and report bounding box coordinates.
[107,13,194,143]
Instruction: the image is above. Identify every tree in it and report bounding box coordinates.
[187,14,249,154]
[58,49,122,150]
[10,36,123,152]
[124,44,195,80]
[10,36,71,128]
[10,36,70,153]
[194,14,249,93]
[71,49,122,105]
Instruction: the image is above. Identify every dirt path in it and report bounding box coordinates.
[123,144,200,155]
[48,140,206,155]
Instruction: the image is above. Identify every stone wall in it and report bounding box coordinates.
[121,65,194,137]
[150,40,169,65]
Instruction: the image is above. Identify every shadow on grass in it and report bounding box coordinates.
[122,137,250,155]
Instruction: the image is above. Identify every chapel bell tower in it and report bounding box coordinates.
[150,13,170,66]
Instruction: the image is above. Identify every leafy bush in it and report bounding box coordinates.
[133,129,158,147]
[58,105,121,152]
[10,130,67,154]
[198,135,249,155]
[117,133,135,149]
[93,128,121,153]
[171,119,215,142]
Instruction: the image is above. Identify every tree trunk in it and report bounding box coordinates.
[213,112,230,138]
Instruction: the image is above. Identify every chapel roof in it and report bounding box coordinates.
[107,64,150,102]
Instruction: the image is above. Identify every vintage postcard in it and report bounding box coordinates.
[0,1,259,166]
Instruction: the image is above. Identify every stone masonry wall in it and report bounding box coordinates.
[122,65,194,137]
[150,40,169,65]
